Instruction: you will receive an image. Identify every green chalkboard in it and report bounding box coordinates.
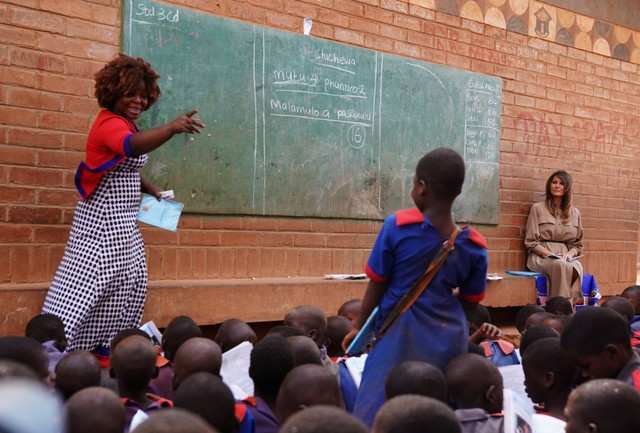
[123,0,502,223]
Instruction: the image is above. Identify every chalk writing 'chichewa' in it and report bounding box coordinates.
[317,50,357,67]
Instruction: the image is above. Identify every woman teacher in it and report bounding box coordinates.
[43,54,204,352]
[525,170,584,303]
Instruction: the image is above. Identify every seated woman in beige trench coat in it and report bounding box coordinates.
[525,170,584,304]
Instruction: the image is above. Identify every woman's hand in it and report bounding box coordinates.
[342,328,359,352]
[170,110,205,134]
[141,177,162,201]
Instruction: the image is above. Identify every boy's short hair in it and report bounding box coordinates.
[173,372,237,433]
[55,351,101,400]
[110,335,157,391]
[249,335,294,400]
[522,337,576,389]
[325,315,352,358]
[524,312,554,330]
[415,148,465,202]
[561,307,630,356]
[284,305,327,347]
[288,336,322,366]
[541,314,570,335]
[131,408,217,433]
[0,360,39,381]
[280,406,368,433]
[566,379,640,433]
[276,364,343,423]
[373,395,461,433]
[337,299,362,320]
[462,303,491,329]
[162,316,202,362]
[111,328,151,352]
[267,325,305,338]
[515,305,545,334]
[445,354,503,413]
[66,387,125,433]
[385,361,447,403]
[544,296,573,316]
[24,314,66,349]
[214,319,257,353]
[621,285,640,314]
[601,296,634,324]
[519,324,560,356]
[0,336,49,380]
[172,337,222,390]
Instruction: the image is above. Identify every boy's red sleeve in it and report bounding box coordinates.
[95,116,136,157]
[365,217,394,283]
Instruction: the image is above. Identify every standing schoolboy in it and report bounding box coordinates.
[347,148,488,425]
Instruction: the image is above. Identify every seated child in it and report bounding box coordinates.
[524,312,554,330]
[326,315,352,360]
[66,387,125,433]
[621,285,640,332]
[541,314,570,335]
[150,316,202,400]
[338,299,362,327]
[266,325,304,338]
[243,335,294,433]
[25,313,67,375]
[0,336,49,381]
[280,406,368,433]
[172,337,222,391]
[372,395,461,433]
[446,354,503,433]
[562,307,640,388]
[284,305,328,351]
[350,148,488,426]
[173,372,239,433]
[287,335,322,366]
[519,325,559,356]
[214,318,257,353]
[55,351,101,400]
[544,296,573,316]
[564,379,640,433]
[601,296,635,323]
[384,360,447,403]
[515,305,545,335]
[465,304,519,367]
[109,335,173,430]
[131,408,217,433]
[275,364,343,424]
[522,337,575,420]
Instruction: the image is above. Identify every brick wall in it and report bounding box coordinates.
[1,0,639,297]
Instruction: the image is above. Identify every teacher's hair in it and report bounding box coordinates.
[94,53,161,112]
[545,170,572,220]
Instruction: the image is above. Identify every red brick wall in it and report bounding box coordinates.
[1,0,639,295]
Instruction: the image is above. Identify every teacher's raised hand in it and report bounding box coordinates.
[171,109,205,134]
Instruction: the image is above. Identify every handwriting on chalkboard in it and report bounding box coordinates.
[135,2,179,23]
[464,78,500,162]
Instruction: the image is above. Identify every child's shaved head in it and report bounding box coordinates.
[162,316,202,362]
[66,387,125,433]
[544,296,573,316]
[373,395,461,433]
[25,313,66,350]
[214,318,256,352]
[0,360,39,381]
[385,361,447,402]
[446,354,503,413]
[338,299,362,325]
[110,335,157,393]
[249,335,294,403]
[326,315,352,358]
[601,296,634,323]
[522,338,575,408]
[0,336,49,380]
[284,305,327,347]
[565,379,640,433]
[415,148,465,202]
[515,305,545,334]
[172,337,222,390]
[132,408,218,433]
[280,406,368,433]
[621,285,640,315]
[55,351,101,400]
[288,336,322,366]
[276,364,343,423]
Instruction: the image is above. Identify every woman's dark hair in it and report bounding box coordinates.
[545,170,572,220]
[94,54,161,112]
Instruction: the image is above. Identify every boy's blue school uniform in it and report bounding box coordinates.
[353,208,488,426]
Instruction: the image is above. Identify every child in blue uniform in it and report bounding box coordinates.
[346,148,488,426]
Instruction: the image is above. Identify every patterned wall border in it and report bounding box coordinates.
[424,0,640,64]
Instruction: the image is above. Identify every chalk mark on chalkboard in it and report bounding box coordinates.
[314,62,355,75]
[273,80,317,87]
[371,52,378,137]
[377,54,384,209]
[274,89,367,99]
[262,28,267,214]
[252,26,258,209]
[128,0,133,53]
[270,113,371,127]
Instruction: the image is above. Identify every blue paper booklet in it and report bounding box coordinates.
[346,306,379,355]
[138,194,184,232]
